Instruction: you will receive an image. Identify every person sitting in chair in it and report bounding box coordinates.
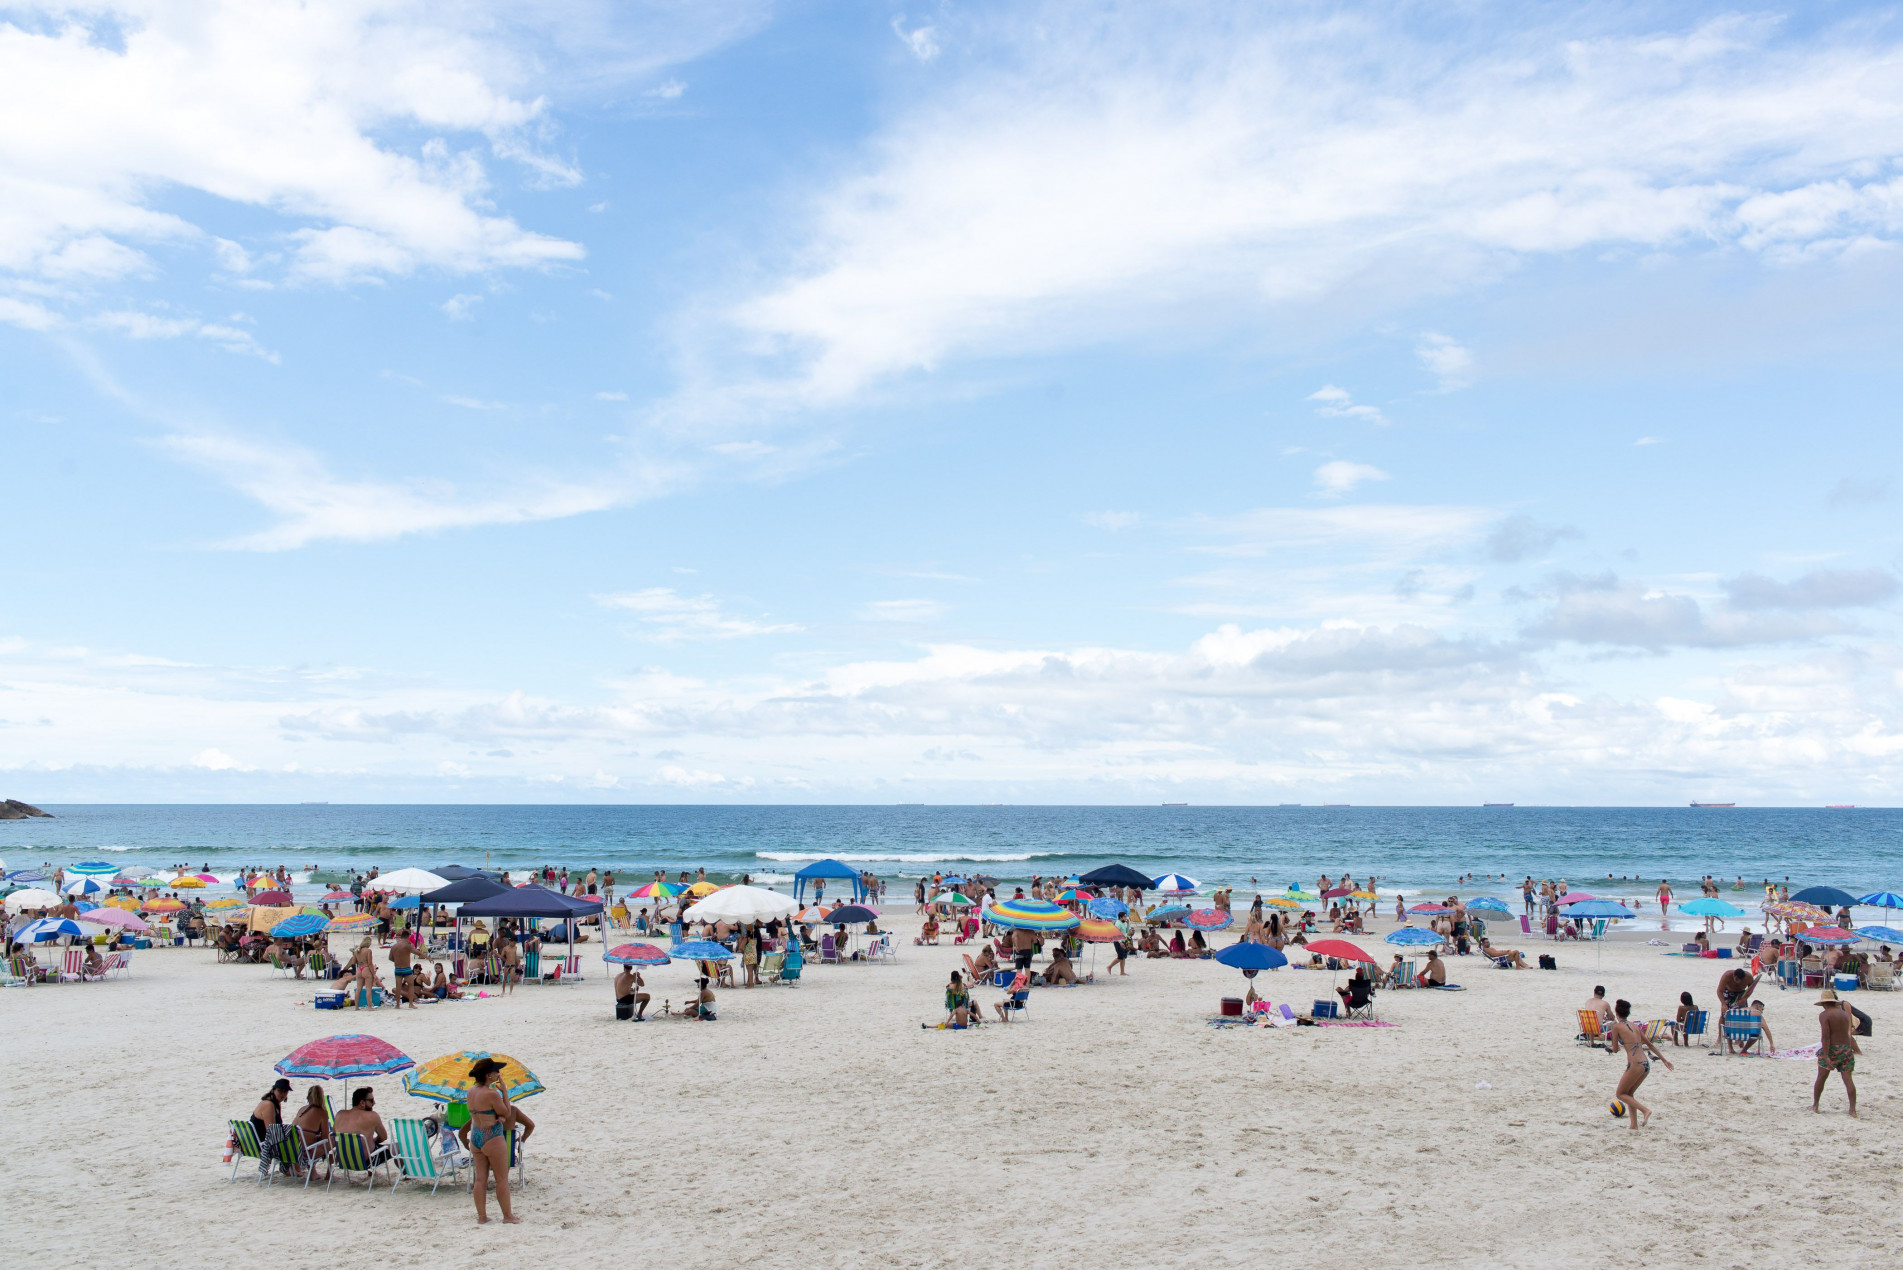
[1414,950,1447,987]
[1043,945,1080,985]
[1335,962,1373,1013]
[962,943,999,982]
[1479,938,1528,969]
[915,916,940,946]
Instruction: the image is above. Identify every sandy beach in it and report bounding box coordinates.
[4,911,1896,1270]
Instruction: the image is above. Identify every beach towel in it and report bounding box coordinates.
[1768,1043,1823,1061]
[1312,1019,1398,1028]
[1430,984,1465,991]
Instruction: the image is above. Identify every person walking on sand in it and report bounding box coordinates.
[1608,999,1672,1129]
[1813,990,1861,1116]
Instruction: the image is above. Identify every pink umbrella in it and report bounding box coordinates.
[320,890,356,903]
[79,908,152,932]
[1554,893,1599,905]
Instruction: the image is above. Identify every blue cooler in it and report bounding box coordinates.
[315,991,345,1010]
[1715,947,1733,958]
[993,970,1014,988]
[1313,1000,1338,1018]
[1834,974,1859,992]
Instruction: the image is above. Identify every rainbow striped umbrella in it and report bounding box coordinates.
[276,1034,414,1081]
[1770,901,1832,923]
[66,861,120,876]
[271,914,331,938]
[1185,908,1234,931]
[404,1051,543,1104]
[630,881,681,898]
[984,897,1079,932]
[1056,887,1094,903]
[1075,918,1124,943]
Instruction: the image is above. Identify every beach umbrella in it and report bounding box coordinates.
[1769,901,1831,924]
[17,917,88,941]
[1855,890,1902,911]
[142,897,187,914]
[823,904,879,926]
[933,891,975,907]
[1305,939,1378,963]
[365,868,450,894]
[1465,897,1513,914]
[668,940,735,961]
[62,877,105,895]
[5,869,49,884]
[328,913,376,933]
[793,906,831,923]
[1855,926,1903,944]
[250,890,293,906]
[8,888,62,908]
[204,896,244,911]
[1078,864,1154,890]
[1145,904,1190,923]
[404,1051,544,1105]
[320,890,356,903]
[1554,893,1599,905]
[168,876,206,889]
[73,900,98,913]
[984,897,1080,933]
[603,943,671,966]
[102,896,142,912]
[1799,926,1861,947]
[1152,873,1199,894]
[1056,887,1094,904]
[389,895,420,910]
[1322,887,1354,899]
[1262,895,1302,910]
[630,881,682,899]
[1791,886,1859,910]
[1385,927,1443,946]
[1215,942,1289,972]
[78,908,151,932]
[1678,897,1745,917]
[67,861,119,876]
[1407,903,1451,915]
[1562,900,1633,919]
[271,914,331,938]
[1185,909,1234,931]
[682,884,799,925]
[939,876,969,886]
[1086,897,1129,919]
[1350,890,1378,901]
[276,1035,415,1084]
[685,881,721,897]
[1075,918,1123,943]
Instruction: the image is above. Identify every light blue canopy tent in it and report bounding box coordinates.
[792,859,868,904]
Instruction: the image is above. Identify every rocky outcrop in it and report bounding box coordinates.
[1,799,52,819]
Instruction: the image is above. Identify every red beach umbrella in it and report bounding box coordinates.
[1305,938,1378,963]
[251,890,293,906]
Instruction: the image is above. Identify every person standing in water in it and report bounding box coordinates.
[1608,999,1673,1130]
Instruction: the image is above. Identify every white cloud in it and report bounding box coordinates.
[165,431,634,550]
[596,588,802,640]
[90,309,278,361]
[594,391,629,402]
[893,20,940,63]
[1313,461,1389,497]
[707,6,1903,413]
[442,294,483,321]
[1307,385,1387,425]
[191,747,251,771]
[858,598,948,622]
[646,79,687,100]
[1524,572,1866,650]
[1082,511,1141,530]
[1415,332,1473,390]
[439,395,505,411]
[1635,436,1665,446]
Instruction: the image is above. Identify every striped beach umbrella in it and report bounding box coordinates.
[142,897,187,914]
[66,861,120,876]
[1285,889,1320,903]
[276,1034,415,1081]
[1151,874,1199,894]
[63,877,105,895]
[669,940,735,961]
[1769,901,1831,923]
[984,897,1080,932]
[271,914,331,938]
[1074,918,1124,943]
[1184,909,1234,931]
[205,897,245,911]
[1262,895,1302,909]
[603,942,671,966]
[404,1051,543,1104]
[1056,887,1094,904]
[328,913,376,932]
[932,891,975,907]
[1800,926,1861,947]
[320,890,357,903]
[630,881,682,898]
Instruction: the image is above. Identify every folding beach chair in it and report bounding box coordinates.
[269,952,292,979]
[294,1126,331,1189]
[228,1119,264,1182]
[1519,915,1533,936]
[259,1125,303,1186]
[1343,978,1376,1020]
[1777,958,1802,990]
[1863,962,1896,991]
[328,1131,394,1192]
[1576,1009,1606,1048]
[997,974,1032,1021]
[107,951,132,978]
[388,1117,468,1196]
[58,947,85,983]
[1720,1009,1763,1056]
[1682,1008,1710,1047]
[819,934,840,964]
[759,952,784,982]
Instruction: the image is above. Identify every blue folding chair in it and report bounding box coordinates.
[1720,1008,1762,1055]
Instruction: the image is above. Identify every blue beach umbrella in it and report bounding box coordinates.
[1677,897,1745,917]
[1385,927,1443,946]
[1215,942,1289,972]
[669,940,735,961]
[1856,891,1903,923]
[1855,926,1903,944]
[1561,900,1634,919]
[1790,886,1859,910]
[67,861,120,876]
[63,877,105,896]
[1145,904,1190,923]
[1086,897,1129,919]
[271,914,331,938]
[1465,897,1512,914]
[17,917,88,942]
[390,894,421,909]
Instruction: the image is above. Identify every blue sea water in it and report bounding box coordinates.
[4,805,1900,909]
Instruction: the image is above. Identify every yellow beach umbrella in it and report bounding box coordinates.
[205,897,244,910]
[403,1051,545,1104]
[143,897,187,913]
[686,881,720,897]
[103,895,141,911]
[169,876,207,889]
[1350,890,1377,901]
[1263,895,1302,909]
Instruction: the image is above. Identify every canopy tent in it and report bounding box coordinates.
[458,883,605,979]
[1078,864,1154,890]
[418,877,511,906]
[430,865,494,882]
[792,859,868,904]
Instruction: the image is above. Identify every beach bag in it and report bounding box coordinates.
[1538,954,1557,970]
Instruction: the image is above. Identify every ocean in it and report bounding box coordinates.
[4,805,1898,913]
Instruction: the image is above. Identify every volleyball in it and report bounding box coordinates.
[1609,1098,1627,1118]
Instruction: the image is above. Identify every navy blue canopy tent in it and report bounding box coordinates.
[457,884,605,979]
[793,859,867,904]
[431,865,494,882]
[419,877,510,906]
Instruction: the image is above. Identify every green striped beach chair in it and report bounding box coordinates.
[328,1131,394,1191]
[388,1117,469,1195]
[228,1119,264,1182]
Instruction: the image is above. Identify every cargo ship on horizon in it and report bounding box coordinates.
[1690,802,1736,808]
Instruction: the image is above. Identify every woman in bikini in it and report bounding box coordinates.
[1608,998,1673,1130]
[464,1058,528,1224]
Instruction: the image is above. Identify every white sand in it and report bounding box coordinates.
[4,914,1897,1269]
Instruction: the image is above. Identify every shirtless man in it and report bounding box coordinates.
[1009,926,1037,971]
[387,933,418,1008]
[613,963,651,1020]
[1813,991,1861,1116]
[1415,950,1446,987]
[331,1087,389,1159]
[1718,966,1759,1016]
[1043,946,1080,985]
[1479,938,1528,969]
[1582,984,1614,1032]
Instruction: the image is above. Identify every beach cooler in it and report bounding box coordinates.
[993,970,1014,988]
[314,990,345,1010]
[1716,948,1733,958]
[1834,975,1859,992]
[1312,1000,1338,1018]
[1219,997,1244,1016]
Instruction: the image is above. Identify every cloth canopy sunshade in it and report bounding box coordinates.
[418,877,510,905]
[459,884,603,920]
[1077,864,1154,890]
[792,859,869,903]
[404,1051,543,1104]
[682,884,799,924]
[429,865,492,882]
[276,1034,414,1081]
[983,897,1079,932]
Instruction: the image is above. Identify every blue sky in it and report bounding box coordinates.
[4,0,1903,803]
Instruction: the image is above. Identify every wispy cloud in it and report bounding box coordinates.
[1415,332,1473,391]
[442,294,483,321]
[596,588,802,640]
[1082,511,1141,530]
[1313,460,1389,497]
[1634,436,1665,446]
[857,598,948,622]
[892,19,940,63]
[1307,386,1387,425]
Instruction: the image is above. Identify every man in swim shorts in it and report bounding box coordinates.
[388,934,418,1008]
[1813,989,1860,1116]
